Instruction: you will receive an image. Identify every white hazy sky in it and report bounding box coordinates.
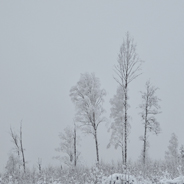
[0,1,184,173]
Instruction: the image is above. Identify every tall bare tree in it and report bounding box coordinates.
[114,32,142,165]
[139,80,161,167]
[70,73,106,163]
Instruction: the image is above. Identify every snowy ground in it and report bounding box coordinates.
[103,173,184,184]
[1,174,184,184]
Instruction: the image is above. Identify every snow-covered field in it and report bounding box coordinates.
[1,172,184,184]
[103,173,184,184]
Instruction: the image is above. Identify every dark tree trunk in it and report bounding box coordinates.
[124,83,128,167]
[122,147,125,165]
[20,124,26,173]
[94,129,99,163]
[143,119,147,166]
[93,112,99,163]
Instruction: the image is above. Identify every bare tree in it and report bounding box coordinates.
[10,123,26,173]
[10,127,20,158]
[114,32,142,165]
[20,123,26,173]
[70,73,106,163]
[139,80,161,167]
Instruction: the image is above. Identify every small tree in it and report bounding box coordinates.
[139,80,161,167]
[55,126,80,167]
[114,32,142,165]
[165,133,179,177]
[5,153,21,176]
[70,73,106,163]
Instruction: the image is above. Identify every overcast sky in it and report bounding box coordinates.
[0,1,184,173]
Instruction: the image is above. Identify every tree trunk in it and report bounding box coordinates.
[124,84,128,167]
[143,99,148,167]
[122,147,125,165]
[143,121,147,166]
[74,122,77,167]
[121,116,125,165]
[94,129,99,163]
[143,103,148,178]
[20,124,26,173]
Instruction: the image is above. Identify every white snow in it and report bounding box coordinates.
[102,173,137,184]
[160,176,184,184]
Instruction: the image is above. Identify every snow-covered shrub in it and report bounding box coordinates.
[102,173,138,184]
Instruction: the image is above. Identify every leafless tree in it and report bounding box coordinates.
[10,126,21,173]
[10,127,20,157]
[70,73,106,163]
[20,123,26,173]
[139,80,161,167]
[10,122,26,173]
[114,32,142,166]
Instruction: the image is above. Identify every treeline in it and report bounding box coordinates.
[2,33,183,183]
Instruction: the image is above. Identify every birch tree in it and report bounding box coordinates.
[70,73,106,163]
[114,32,142,165]
[139,80,161,166]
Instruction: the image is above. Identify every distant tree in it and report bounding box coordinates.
[10,123,26,173]
[180,145,184,159]
[107,85,130,164]
[179,145,184,174]
[70,73,106,163]
[5,153,21,176]
[37,158,42,173]
[114,32,142,165]
[73,121,77,167]
[55,126,80,167]
[10,127,20,157]
[139,80,161,167]
[165,133,179,177]
[19,123,26,173]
